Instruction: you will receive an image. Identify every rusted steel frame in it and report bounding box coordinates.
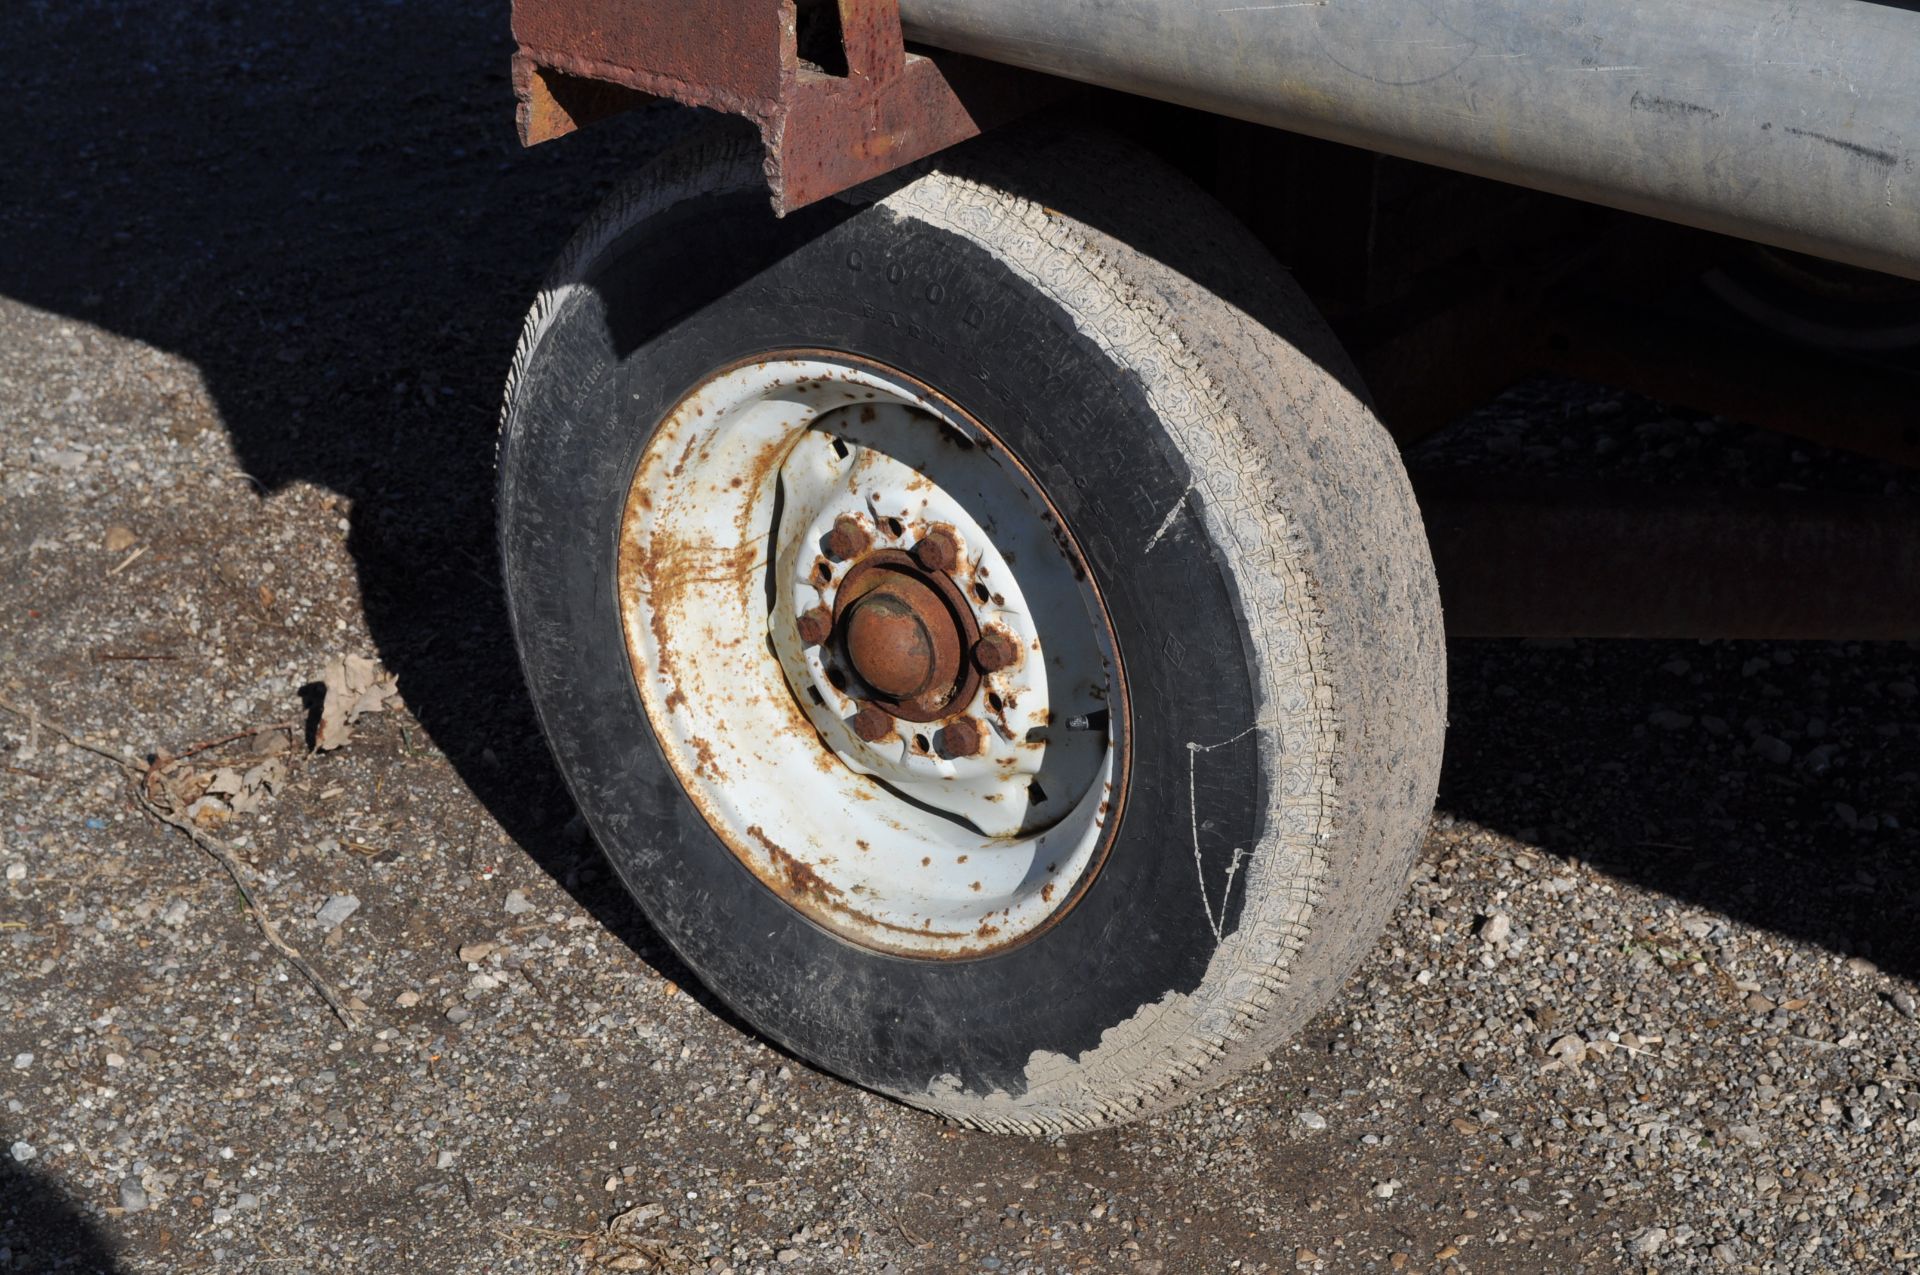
[1418,475,1920,639]
[511,0,1051,213]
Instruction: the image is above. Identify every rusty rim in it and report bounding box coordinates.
[615,352,1128,959]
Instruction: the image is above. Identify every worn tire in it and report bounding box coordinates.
[498,123,1445,1133]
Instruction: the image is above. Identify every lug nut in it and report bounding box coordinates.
[936,717,983,759]
[796,605,833,648]
[824,514,871,562]
[849,704,894,743]
[911,528,960,574]
[972,629,1020,673]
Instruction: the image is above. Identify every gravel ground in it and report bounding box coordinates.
[4,3,1920,1272]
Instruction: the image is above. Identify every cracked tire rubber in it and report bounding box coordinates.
[498,124,1446,1133]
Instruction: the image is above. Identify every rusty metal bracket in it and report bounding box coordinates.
[512,0,1052,213]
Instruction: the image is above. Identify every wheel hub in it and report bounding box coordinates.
[832,550,980,719]
[843,579,948,701]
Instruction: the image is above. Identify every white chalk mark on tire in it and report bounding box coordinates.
[1144,481,1195,553]
[1188,724,1259,941]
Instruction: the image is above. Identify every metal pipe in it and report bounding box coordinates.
[898,0,1920,281]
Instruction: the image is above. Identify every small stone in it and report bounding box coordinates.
[314,895,360,930]
[503,890,533,915]
[458,942,497,963]
[436,1150,456,1169]
[445,1005,472,1025]
[1545,1034,1587,1070]
[1744,993,1776,1013]
[105,1052,125,1069]
[10,1141,36,1162]
[4,863,25,881]
[211,1207,233,1225]
[1892,990,1918,1019]
[1479,913,1512,944]
[11,1053,31,1070]
[38,447,87,471]
[1727,1124,1764,1147]
[1628,1227,1667,1257]
[394,991,421,1008]
[160,900,189,928]
[1295,1248,1318,1266]
[235,1193,258,1211]
[775,1250,801,1264]
[1753,734,1793,765]
[119,1178,148,1212]
[1296,1110,1327,1130]
[103,525,137,553]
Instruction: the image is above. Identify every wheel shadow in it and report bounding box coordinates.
[0,1152,122,1274]
[0,2,736,1019]
[1440,635,1920,982]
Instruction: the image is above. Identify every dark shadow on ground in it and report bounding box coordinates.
[3,2,1917,1034]
[0,1151,122,1274]
[0,1,725,1007]
[1440,635,1920,980]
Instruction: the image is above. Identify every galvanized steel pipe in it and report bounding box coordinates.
[899,0,1920,280]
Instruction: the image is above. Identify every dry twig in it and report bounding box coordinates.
[134,786,361,1030]
[0,695,361,1032]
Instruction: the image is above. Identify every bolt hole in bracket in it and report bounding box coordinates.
[509,0,1065,215]
[619,356,1123,958]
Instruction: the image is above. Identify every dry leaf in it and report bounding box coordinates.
[249,728,292,756]
[204,768,245,798]
[314,654,400,751]
[243,757,287,795]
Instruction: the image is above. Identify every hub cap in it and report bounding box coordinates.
[616,354,1125,957]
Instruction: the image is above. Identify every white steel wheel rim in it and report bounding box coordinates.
[616,354,1124,958]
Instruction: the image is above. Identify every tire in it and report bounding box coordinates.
[498,122,1446,1133]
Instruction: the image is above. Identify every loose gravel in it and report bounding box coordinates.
[3,2,1918,1272]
